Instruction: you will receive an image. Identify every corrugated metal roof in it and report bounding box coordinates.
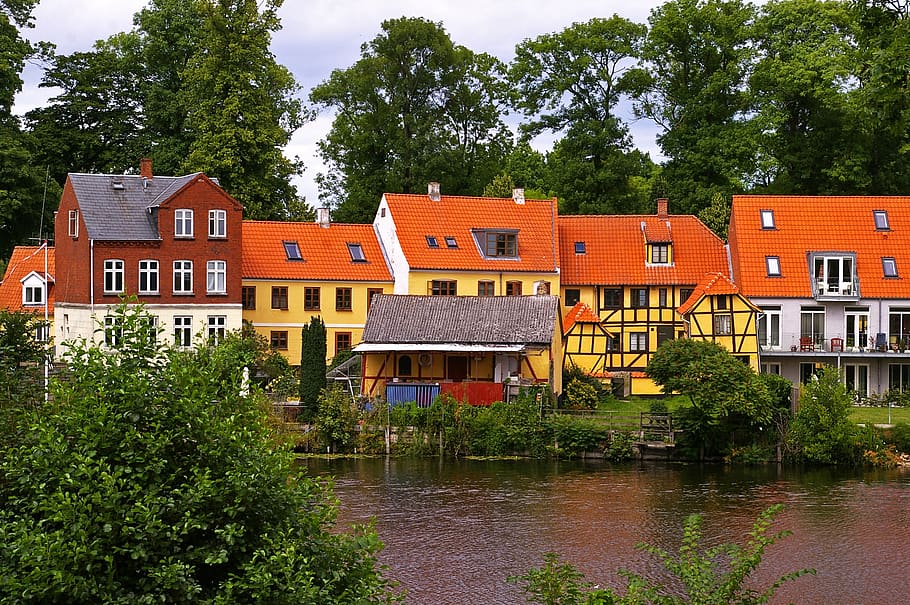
[361,294,559,346]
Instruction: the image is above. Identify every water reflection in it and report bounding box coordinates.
[302,458,910,605]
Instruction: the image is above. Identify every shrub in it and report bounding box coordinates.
[787,367,859,464]
[314,386,359,453]
[604,431,636,462]
[548,415,608,457]
[565,378,599,410]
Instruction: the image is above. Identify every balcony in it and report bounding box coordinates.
[815,280,860,301]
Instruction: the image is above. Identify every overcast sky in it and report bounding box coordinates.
[16,0,665,205]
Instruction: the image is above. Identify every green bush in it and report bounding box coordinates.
[604,431,636,462]
[887,422,910,453]
[548,415,608,457]
[565,378,599,410]
[787,367,860,464]
[314,386,359,453]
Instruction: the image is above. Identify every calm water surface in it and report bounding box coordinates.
[302,458,910,605]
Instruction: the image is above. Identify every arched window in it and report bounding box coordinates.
[398,355,413,376]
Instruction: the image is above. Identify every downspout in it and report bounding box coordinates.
[90,239,95,319]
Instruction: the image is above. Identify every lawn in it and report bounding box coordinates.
[850,406,910,425]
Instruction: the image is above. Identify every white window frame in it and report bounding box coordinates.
[758,307,781,350]
[883,257,898,278]
[800,307,826,347]
[104,315,122,347]
[207,315,226,342]
[629,332,648,352]
[206,260,226,294]
[813,254,855,296]
[714,314,733,335]
[104,259,124,294]
[68,210,79,237]
[650,243,669,264]
[766,256,781,277]
[208,209,226,238]
[175,209,194,237]
[844,363,870,398]
[22,283,43,306]
[174,315,193,347]
[173,260,193,294]
[845,308,870,350]
[760,209,775,229]
[138,259,159,295]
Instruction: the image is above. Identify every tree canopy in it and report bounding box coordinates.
[0,303,396,603]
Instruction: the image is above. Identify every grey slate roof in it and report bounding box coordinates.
[361,294,560,346]
[69,172,201,240]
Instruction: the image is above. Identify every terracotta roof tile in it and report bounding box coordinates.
[563,301,603,329]
[0,246,55,314]
[677,272,743,315]
[242,221,392,282]
[559,214,728,286]
[729,195,910,298]
[383,193,559,272]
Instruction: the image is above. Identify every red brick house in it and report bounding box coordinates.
[53,158,243,354]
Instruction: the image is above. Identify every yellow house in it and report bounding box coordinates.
[676,272,761,369]
[355,294,563,404]
[373,184,561,297]
[241,213,393,364]
[0,245,55,345]
[558,199,753,395]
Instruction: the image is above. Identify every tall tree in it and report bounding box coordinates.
[299,316,327,422]
[748,0,860,194]
[634,0,757,215]
[311,17,511,223]
[183,0,305,220]
[509,16,654,214]
[852,0,910,193]
[0,0,52,259]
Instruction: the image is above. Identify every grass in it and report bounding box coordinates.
[850,406,910,425]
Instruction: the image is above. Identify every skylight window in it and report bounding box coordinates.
[874,210,890,230]
[445,236,458,248]
[883,257,898,278]
[766,256,781,277]
[347,242,366,262]
[760,209,775,229]
[283,241,302,261]
[426,236,439,248]
[574,241,586,254]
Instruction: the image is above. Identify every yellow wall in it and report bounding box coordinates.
[408,270,560,297]
[241,278,392,364]
[685,293,760,370]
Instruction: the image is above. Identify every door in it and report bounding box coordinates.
[447,356,469,381]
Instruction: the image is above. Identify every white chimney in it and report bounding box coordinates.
[428,182,441,202]
[512,188,525,205]
[316,207,331,228]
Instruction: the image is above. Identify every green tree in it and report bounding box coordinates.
[310,17,511,223]
[182,0,305,220]
[748,0,860,194]
[315,386,359,453]
[633,0,757,215]
[0,309,48,450]
[697,191,731,240]
[787,366,858,464]
[647,339,773,459]
[299,315,327,421]
[0,303,396,602]
[509,17,654,214]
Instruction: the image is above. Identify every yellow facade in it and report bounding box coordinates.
[682,292,761,370]
[407,270,560,297]
[241,278,392,364]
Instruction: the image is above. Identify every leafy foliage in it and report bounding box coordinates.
[509,552,615,605]
[0,302,397,603]
[315,386,359,453]
[787,366,859,464]
[299,316,326,421]
[310,17,511,223]
[0,309,48,450]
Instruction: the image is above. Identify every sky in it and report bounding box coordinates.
[15,0,666,206]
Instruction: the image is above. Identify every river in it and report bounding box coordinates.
[301,457,910,605]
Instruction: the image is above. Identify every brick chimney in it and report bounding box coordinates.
[140,157,153,179]
[512,188,525,205]
[316,207,331,228]
[657,198,668,219]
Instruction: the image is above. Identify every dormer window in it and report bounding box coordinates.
[649,243,670,264]
[347,242,366,262]
[475,230,517,258]
[21,273,45,306]
[812,253,857,296]
[574,241,586,254]
[283,241,302,261]
[426,236,439,248]
[445,236,458,248]
[874,210,890,231]
[175,209,193,237]
[760,209,775,229]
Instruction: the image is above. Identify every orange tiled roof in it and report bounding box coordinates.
[382,193,559,272]
[242,221,392,282]
[0,245,55,314]
[729,195,910,298]
[559,214,728,285]
[677,272,749,315]
[563,301,603,330]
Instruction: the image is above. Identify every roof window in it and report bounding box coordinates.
[574,241,586,254]
[883,257,898,278]
[445,236,458,248]
[766,256,781,277]
[426,236,439,248]
[347,242,366,262]
[760,209,775,229]
[874,210,890,231]
[283,241,303,261]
